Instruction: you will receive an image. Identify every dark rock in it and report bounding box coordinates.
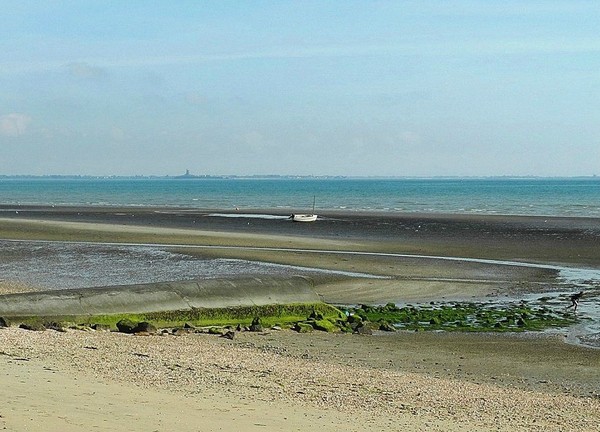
[133,321,157,334]
[249,317,263,332]
[354,324,373,335]
[349,321,362,332]
[44,321,66,332]
[183,322,196,329]
[293,322,314,333]
[91,323,111,331]
[337,321,354,333]
[347,314,363,325]
[355,310,368,321]
[378,320,396,332]
[208,327,222,335]
[0,317,10,327]
[221,330,235,340]
[19,322,46,331]
[360,304,373,312]
[116,319,138,334]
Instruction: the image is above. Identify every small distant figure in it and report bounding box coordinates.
[566,291,584,312]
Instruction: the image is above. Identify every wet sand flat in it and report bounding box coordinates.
[1,207,598,302]
[2,205,600,265]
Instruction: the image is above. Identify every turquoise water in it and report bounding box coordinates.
[1,177,600,217]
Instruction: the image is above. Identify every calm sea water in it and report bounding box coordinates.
[1,177,600,217]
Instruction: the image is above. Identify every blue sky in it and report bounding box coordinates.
[1,1,599,176]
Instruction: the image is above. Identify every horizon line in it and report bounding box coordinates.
[1,174,598,180]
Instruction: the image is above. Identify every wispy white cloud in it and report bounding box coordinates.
[91,38,600,66]
[0,113,31,137]
[3,34,600,77]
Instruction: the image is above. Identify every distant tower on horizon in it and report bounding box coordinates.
[174,169,197,179]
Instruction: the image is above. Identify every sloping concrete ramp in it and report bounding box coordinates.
[0,275,319,317]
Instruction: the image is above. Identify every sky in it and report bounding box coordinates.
[1,0,599,177]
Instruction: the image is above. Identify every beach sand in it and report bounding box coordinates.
[0,207,599,431]
[1,328,599,432]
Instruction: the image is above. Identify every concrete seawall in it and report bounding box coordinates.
[0,275,319,317]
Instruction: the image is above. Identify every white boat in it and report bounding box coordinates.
[291,196,317,222]
[291,213,318,222]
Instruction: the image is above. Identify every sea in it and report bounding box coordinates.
[1,177,600,217]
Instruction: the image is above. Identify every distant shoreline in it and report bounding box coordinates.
[1,174,599,180]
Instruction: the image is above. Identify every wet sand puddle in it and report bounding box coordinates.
[1,239,599,348]
[0,240,382,291]
[532,266,600,348]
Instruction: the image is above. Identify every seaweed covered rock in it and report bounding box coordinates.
[309,310,325,321]
[347,314,363,325]
[221,330,236,340]
[44,321,67,332]
[293,322,314,333]
[336,319,354,333]
[172,326,194,335]
[249,316,263,332]
[19,322,46,331]
[359,304,373,312]
[116,318,138,334]
[311,319,339,333]
[383,302,399,312]
[378,320,396,332]
[344,300,576,332]
[355,309,369,321]
[133,321,157,334]
[429,317,441,325]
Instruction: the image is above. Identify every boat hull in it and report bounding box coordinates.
[291,214,317,222]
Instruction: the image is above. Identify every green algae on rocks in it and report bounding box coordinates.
[343,301,577,333]
[7,303,343,331]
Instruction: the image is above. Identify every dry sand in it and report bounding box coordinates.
[1,327,599,432]
[1,207,600,431]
